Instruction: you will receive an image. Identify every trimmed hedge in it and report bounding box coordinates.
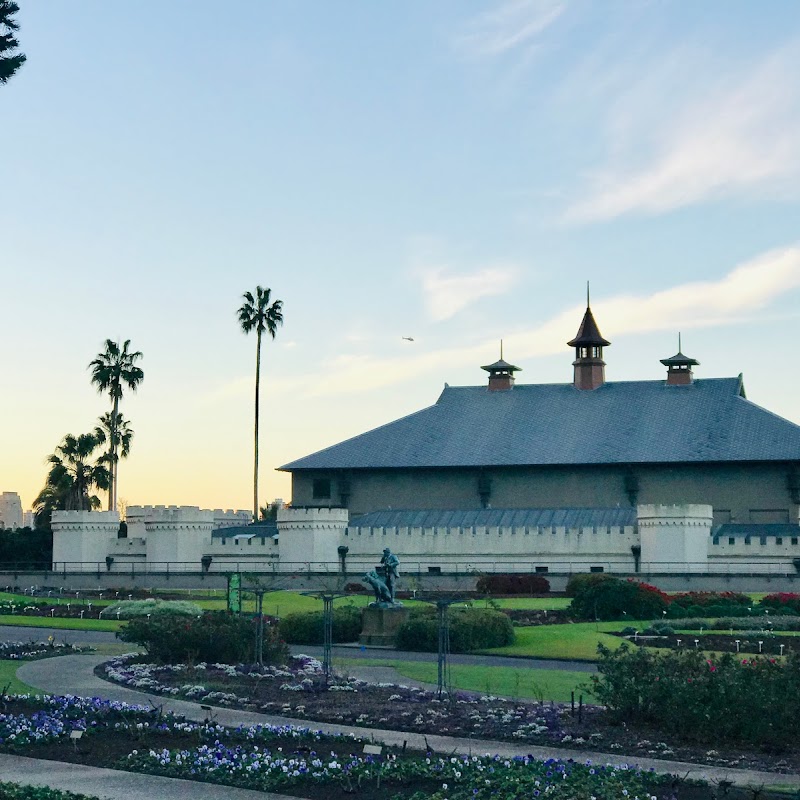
[117,610,288,665]
[475,573,550,595]
[395,608,514,653]
[278,605,362,645]
[569,577,669,621]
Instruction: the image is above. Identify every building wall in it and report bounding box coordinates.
[291,462,797,523]
[0,492,23,530]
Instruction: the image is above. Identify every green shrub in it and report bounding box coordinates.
[565,572,615,597]
[117,610,288,665]
[278,605,362,645]
[475,573,550,595]
[395,608,514,653]
[670,590,750,609]
[589,644,800,749]
[569,577,669,621]
[102,599,202,619]
[0,783,99,800]
[759,593,800,615]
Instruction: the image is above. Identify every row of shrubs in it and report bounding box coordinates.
[277,605,515,653]
[591,644,800,749]
[567,574,800,621]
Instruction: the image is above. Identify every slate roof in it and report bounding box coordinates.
[349,507,637,530]
[280,376,800,471]
[713,524,800,538]
[211,522,278,539]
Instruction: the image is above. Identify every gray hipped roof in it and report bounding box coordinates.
[350,507,637,530]
[280,376,800,471]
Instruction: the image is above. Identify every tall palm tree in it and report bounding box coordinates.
[88,339,144,510]
[33,433,110,527]
[237,286,284,522]
[94,412,134,496]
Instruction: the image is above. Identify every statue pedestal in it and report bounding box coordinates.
[359,605,410,647]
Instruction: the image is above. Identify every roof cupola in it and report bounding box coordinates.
[481,341,521,392]
[567,284,610,390]
[660,334,699,385]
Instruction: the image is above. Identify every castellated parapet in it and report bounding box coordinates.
[52,510,120,569]
[213,509,252,529]
[638,503,712,572]
[277,507,348,567]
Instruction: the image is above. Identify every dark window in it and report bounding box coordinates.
[712,536,719,546]
[744,536,751,545]
[793,537,799,546]
[312,479,331,499]
[760,537,767,546]
[728,537,735,545]
[590,566,604,573]
[776,537,783,545]
[535,566,549,573]
[427,566,442,574]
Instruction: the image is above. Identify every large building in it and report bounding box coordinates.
[280,304,800,530]
[50,304,800,578]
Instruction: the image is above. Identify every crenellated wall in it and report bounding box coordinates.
[49,503,800,575]
[52,510,120,568]
[342,521,639,573]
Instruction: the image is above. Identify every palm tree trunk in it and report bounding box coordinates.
[110,395,119,511]
[254,329,262,523]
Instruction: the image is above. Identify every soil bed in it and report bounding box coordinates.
[616,631,800,656]
[98,655,800,776]
[0,696,720,800]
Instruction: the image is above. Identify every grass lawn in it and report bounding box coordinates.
[0,615,124,632]
[479,620,633,661]
[335,657,589,702]
[477,597,571,611]
[0,659,37,693]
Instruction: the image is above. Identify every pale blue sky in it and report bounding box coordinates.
[3,1,800,510]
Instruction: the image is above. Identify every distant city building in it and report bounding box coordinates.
[0,492,23,530]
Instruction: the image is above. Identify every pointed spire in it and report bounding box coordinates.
[568,285,610,390]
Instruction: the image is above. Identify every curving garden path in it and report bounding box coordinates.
[13,653,800,794]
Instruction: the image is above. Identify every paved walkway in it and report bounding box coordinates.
[15,654,800,792]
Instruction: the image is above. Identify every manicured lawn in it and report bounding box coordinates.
[337,657,588,702]
[479,620,632,661]
[478,597,571,610]
[0,659,37,693]
[0,615,124,632]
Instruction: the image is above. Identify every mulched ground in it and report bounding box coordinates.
[97,660,800,776]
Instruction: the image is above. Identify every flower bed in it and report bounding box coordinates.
[0,694,692,800]
[98,653,800,774]
[0,640,89,660]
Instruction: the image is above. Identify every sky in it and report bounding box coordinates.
[2,1,800,514]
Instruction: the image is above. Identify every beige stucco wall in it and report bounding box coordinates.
[290,462,797,521]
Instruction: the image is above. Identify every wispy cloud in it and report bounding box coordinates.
[563,44,800,223]
[304,245,800,396]
[419,264,519,321]
[455,0,566,58]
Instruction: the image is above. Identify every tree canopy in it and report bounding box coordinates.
[0,1,26,85]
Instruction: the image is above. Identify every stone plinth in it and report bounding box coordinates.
[359,605,410,647]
